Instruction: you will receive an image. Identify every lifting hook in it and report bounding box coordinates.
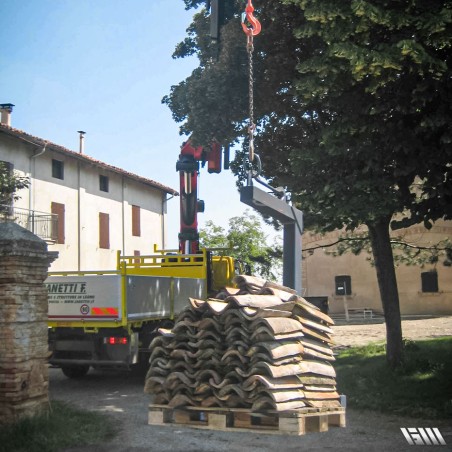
[241,0,261,37]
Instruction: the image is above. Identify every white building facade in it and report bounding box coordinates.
[0,114,178,271]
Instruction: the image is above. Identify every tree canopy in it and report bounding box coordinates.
[166,0,452,367]
[199,210,282,280]
[0,162,29,208]
[166,0,451,231]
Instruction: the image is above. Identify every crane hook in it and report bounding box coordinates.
[241,0,261,37]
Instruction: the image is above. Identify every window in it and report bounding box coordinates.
[51,202,65,244]
[335,275,352,296]
[52,159,64,180]
[99,212,110,249]
[134,250,141,265]
[132,205,141,237]
[99,175,109,192]
[421,271,438,293]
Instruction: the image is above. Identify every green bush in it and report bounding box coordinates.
[336,337,452,419]
[0,401,116,452]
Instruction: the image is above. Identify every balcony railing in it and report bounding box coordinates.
[0,204,58,243]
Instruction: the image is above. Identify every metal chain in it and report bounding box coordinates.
[247,34,255,164]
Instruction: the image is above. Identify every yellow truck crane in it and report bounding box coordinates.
[47,140,241,378]
[47,248,237,378]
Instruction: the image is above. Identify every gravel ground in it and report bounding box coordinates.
[50,316,452,452]
[332,315,452,347]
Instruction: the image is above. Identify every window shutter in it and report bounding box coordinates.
[99,212,110,249]
[132,205,141,237]
[51,202,65,244]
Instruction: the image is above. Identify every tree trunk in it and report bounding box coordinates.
[367,216,404,369]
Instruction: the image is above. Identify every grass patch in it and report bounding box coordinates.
[0,400,117,452]
[336,337,452,419]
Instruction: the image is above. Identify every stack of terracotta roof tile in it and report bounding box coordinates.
[145,275,340,411]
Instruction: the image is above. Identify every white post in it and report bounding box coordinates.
[343,281,349,322]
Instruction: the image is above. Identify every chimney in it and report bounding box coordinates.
[77,130,86,154]
[0,103,14,126]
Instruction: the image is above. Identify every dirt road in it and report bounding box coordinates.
[332,315,452,347]
[50,316,452,452]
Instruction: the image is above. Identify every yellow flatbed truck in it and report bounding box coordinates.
[47,247,237,378]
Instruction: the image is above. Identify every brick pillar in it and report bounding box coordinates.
[0,222,58,424]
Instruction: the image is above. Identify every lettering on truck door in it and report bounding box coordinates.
[46,275,122,320]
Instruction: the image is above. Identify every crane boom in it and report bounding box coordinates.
[176,140,222,254]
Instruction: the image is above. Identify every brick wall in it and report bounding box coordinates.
[0,221,57,424]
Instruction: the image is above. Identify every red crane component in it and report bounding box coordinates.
[176,1,261,255]
[176,140,222,254]
[241,0,261,37]
[207,143,222,173]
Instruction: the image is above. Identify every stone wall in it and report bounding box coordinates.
[0,222,57,424]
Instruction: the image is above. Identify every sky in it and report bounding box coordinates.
[0,0,279,249]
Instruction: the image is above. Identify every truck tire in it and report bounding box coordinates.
[61,365,90,379]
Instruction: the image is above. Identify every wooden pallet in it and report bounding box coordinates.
[148,404,346,435]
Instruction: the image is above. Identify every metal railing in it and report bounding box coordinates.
[0,204,58,243]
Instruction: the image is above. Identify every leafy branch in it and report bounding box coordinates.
[304,233,452,267]
[0,162,30,208]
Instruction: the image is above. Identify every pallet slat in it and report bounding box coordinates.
[148,404,346,436]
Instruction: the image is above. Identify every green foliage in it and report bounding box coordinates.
[307,233,452,267]
[320,231,372,258]
[391,237,452,267]
[0,162,29,206]
[199,220,229,249]
[199,210,282,280]
[0,401,116,452]
[169,0,452,366]
[336,338,452,419]
[286,0,452,230]
[168,0,452,232]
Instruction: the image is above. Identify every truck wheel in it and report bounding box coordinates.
[61,365,90,379]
